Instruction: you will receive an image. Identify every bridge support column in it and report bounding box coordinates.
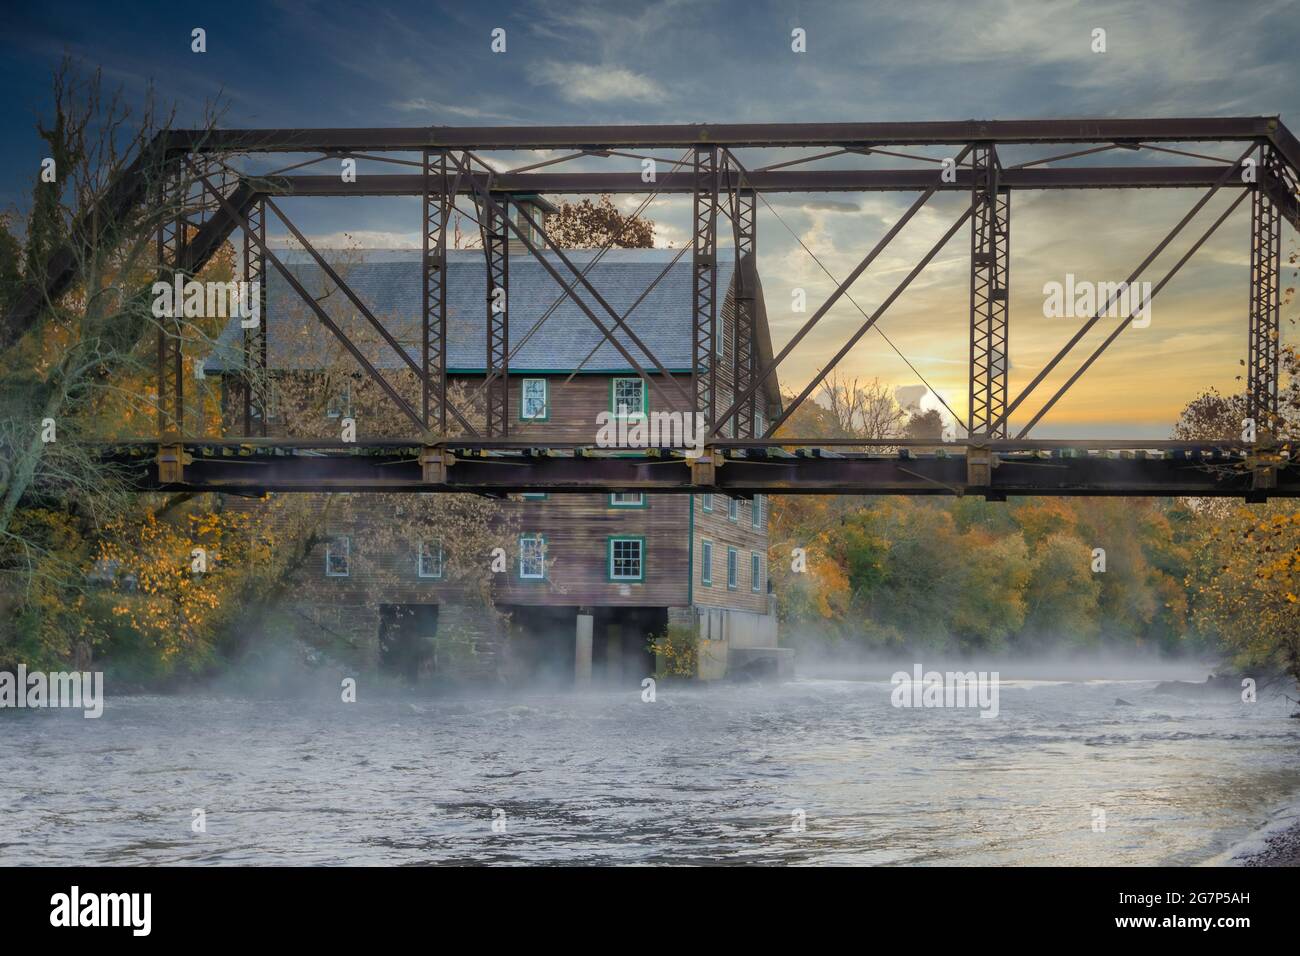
[968,144,1010,441]
[605,623,623,683]
[1247,146,1282,437]
[691,450,720,487]
[420,447,450,484]
[575,611,594,686]
[156,443,186,484]
[966,444,994,488]
[692,145,720,429]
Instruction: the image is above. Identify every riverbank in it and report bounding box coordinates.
[1219,798,1300,866]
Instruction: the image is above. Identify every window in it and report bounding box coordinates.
[325,536,350,577]
[727,547,738,589]
[701,494,713,513]
[755,407,766,436]
[728,497,739,522]
[520,378,548,421]
[418,540,444,579]
[608,537,645,582]
[522,492,548,500]
[700,539,713,586]
[519,534,546,580]
[609,492,645,508]
[611,377,647,419]
[751,494,763,530]
[751,552,763,591]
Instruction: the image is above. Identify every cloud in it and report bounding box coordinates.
[532,61,668,103]
[391,98,520,122]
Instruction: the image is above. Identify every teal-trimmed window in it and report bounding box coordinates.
[522,492,548,500]
[701,493,714,513]
[726,546,738,589]
[520,378,549,421]
[728,497,739,522]
[700,539,713,586]
[751,494,762,530]
[325,535,350,577]
[750,551,762,591]
[418,540,444,579]
[519,534,546,580]
[609,492,645,508]
[611,377,647,419]
[608,536,645,582]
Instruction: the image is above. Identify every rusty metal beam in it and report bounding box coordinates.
[968,146,1009,440]
[1248,146,1284,432]
[156,171,185,436]
[101,439,1300,500]
[166,117,1281,152]
[241,198,267,437]
[255,165,1280,197]
[477,187,510,437]
[693,145,721,429]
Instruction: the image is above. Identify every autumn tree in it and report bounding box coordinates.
[0,62,233,669]
[546,195,654,249]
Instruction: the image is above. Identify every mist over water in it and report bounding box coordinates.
[2,655,1297,865]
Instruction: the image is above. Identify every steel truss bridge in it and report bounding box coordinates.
[10,118,1300,499]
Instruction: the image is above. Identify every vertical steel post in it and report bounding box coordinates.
[731,184,757,438]
[483,191,510,437]
[423,149,449,435]
[968,144,1010,440]
[241,197,267,437]
[693,145,720,426]
[1247,145,1282,434]
[156,167,186,436]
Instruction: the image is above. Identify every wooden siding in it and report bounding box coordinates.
[691,493,770,614]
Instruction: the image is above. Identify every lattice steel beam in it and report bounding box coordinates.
[423,149,450,434]
[730,182,758,438]
[156,170,186,436]
[241,198,267,437]
[968,145,1010,439]
[479,190,510,437]
[1248,146,1283,433]
[693,146,720,428]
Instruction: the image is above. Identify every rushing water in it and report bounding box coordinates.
[2,664,1298,865]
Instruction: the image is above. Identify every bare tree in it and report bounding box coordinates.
[0,61,231,610]
[817,372,906,441]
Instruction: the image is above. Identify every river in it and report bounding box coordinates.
[2,663,1298,865]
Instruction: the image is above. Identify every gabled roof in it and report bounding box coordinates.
[205,247,737,376]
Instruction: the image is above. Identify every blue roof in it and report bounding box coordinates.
[204,247,736,374]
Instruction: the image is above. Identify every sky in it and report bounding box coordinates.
[2,0,1299,438]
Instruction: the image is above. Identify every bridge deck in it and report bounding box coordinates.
[100,440,1297,500]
